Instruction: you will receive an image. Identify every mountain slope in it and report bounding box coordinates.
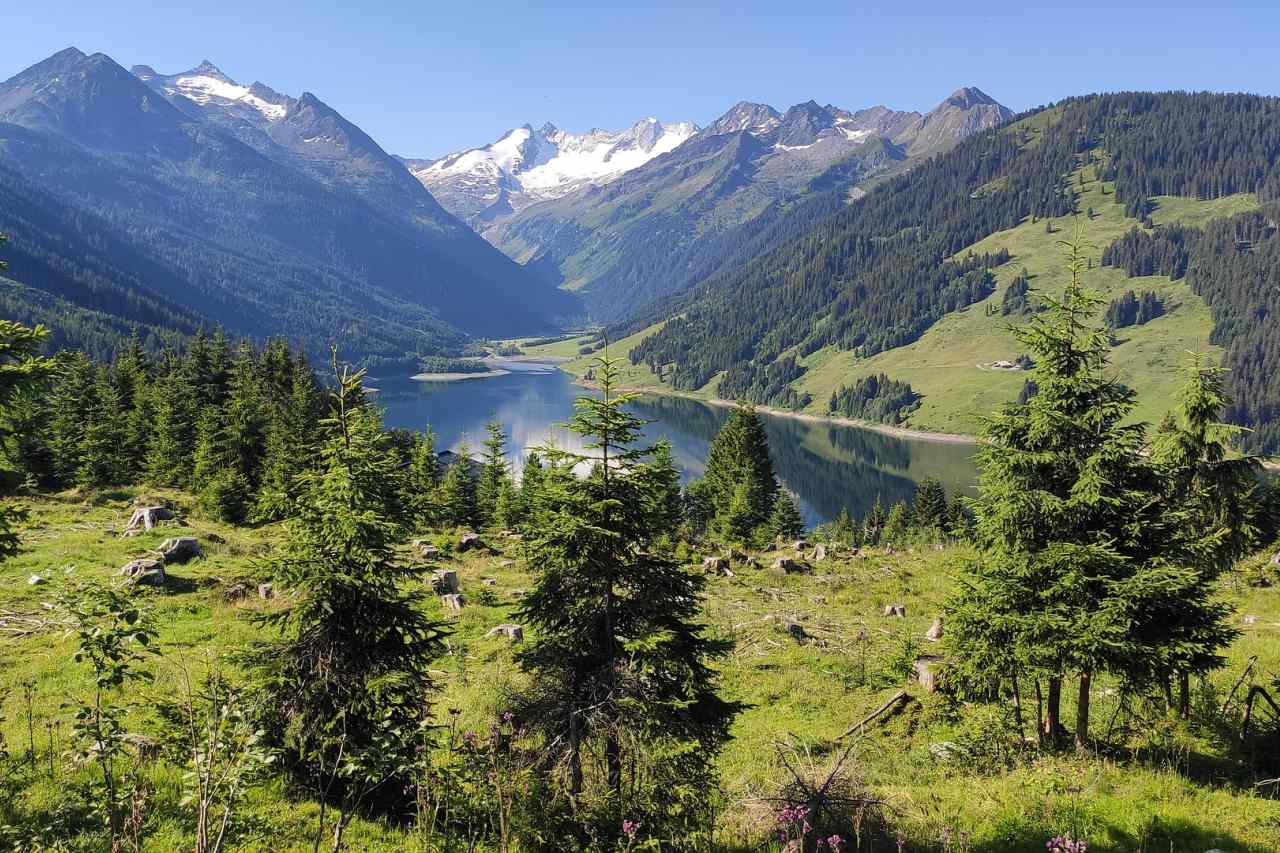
[621,92,1280,452]
[0,48,580,362]
[404,118,698,223]
[481,88,1013,321]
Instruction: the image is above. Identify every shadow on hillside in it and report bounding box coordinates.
[963,814,1275,853]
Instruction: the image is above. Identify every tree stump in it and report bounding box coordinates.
[125,506,174,534]
[813,543,828,561]
[882,603,906,617]
[771,556,806,574]
[432,570,459,595]
[442,593,466,611]
[257,582,274,600]
[702,555,730,574]
[159,537,202,564]
[485,624,524,642]
[925,616,944,641]
[458,532,482,553]
[119,558,166,587]
[912,654,944,692]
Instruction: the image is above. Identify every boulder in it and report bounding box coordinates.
[925,616,944,642]
[125,506,174,534]
[441,593,466,611]
[770,557,806,574]
[912,655,944,693]
[432,570,459,595]
[458,532,482,553]
[119,558,166,587]
[485,624,524,642]
[883,604,907,618]
[257,582,274,600]
[159,536,202,564]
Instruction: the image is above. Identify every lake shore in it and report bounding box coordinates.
[412,354,570,382]
[412,369,511,382]
[568,375,980,444]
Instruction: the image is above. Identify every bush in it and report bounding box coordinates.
[196,469,251,523]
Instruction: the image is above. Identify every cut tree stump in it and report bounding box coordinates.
[125,506,174,534]
[912,655,945,693]
[485,624,524,642]
[882,604,907,618]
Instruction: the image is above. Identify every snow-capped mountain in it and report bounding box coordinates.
[404,118,698,223]
[132,60,292,124]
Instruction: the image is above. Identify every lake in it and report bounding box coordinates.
[370,364,980,526]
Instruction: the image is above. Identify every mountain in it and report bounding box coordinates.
[474,89,1013,321]
[403,118,698,224]
[0,48,580,363]
[617,92,1280,453]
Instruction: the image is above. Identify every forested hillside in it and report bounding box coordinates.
[626,93,1280,451]
[0,48,580,364]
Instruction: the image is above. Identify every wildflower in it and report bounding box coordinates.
[622,819,640,840]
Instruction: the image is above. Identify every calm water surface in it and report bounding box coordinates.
[370,364,979,526]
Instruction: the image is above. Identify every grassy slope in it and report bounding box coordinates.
[3,489,1279,851]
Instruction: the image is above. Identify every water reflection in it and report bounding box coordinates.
[372,371,978,526]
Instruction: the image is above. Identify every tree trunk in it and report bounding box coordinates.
[1010,671,1025,740]
[1178,672,1191,720]
[568,712,583,796]
[606,733,623,798]
[1043,677,1062,741]
[1075,671,1092,750]
[1034,679,1044,748]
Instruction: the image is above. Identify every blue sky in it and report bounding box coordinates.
[3,1,1278,157]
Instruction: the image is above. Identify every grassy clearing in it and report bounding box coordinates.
[3,489,1279,850]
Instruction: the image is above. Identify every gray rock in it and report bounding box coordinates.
[159,536,202,564]
[419,543,441,559]
[119,558,166,587]
[883,604,907,618]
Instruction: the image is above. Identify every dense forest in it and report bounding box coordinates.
[625,93,1280,444]
[828,374,922,424]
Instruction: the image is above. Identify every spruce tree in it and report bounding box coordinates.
[147,355,199,488]
[254,356,446,844]
[514,354,737,839]
[914,476,949,532]
[76,366,127,488]
[769,491,805,540]
[436,444,477,528]
[704,405,778,540]
[112,336,153,480]
[946,223,1182,747]
[646,439,684,534]
[46,352,96,487]
[476,420,509,525]
[519,451,546,520]
[0,310,53,560]
[864,496,887,545]
[403,428,441,525]
[255,356,320,522]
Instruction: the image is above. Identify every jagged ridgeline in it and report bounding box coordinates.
[626,92,1280,450]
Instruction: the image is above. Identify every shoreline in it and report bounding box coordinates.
[412,369,511,382]
[567,374,979,444]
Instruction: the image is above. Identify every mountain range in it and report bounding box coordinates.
[419,88,1012,320]
[0,48,579,364]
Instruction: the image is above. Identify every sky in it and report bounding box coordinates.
[3,1,1279,158]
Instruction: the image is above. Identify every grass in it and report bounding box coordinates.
[3,488,1279,850]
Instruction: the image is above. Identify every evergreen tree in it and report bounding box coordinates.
[681,477,714,534]
[76,366,127,488]
[882,501,910,547]
[147,356,199,488]
[403,428,441,525]
[0,309,53,560]
[493,476,521,531]
[476,420,509,526]
[436,445,477,528]
[704,405,778,539]
[222,342,267,489]
[254,356,447,843]
[769,491,805,541]
[514,354,737,839]
[864,496,887,545]
[946,224,1197,747]
[519,451,546,521]
[46,352,96,487]
[255,357,321,522]
[112,336,153,479]
[914,476,949,532]
[645,440,684,533]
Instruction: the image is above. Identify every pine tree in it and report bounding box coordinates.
[882,501,910,547]
[112,336,153,480]
[769,491,805,540]
[646,440,684,533]
[947,223,1179,747]
[476,420,509,526]
[76,366,127,488]
[255,357,321,522]
[254,355,446,843]
[704,405,778,540]
[514,354,737,838]
[46,352,96,487]
[864,495,887,545]
[222,342,267,489]
[436,445,477,528]
[519,451,546,521]
[0,308,53,560]
[147,356,199,488]
[914,476,949,532]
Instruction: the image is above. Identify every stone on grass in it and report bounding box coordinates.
[119,558,166,587]
[159,536,202,564]
[419,543,441,559]
[925,616,944,641]
[485,624,524,642]
[882,603,906,618]
[441,593,466,611]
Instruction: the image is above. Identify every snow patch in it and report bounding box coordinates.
[165,73,287,121]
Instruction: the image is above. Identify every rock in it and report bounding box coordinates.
[432,570,459,595]
[702,555,730,574]
[119,558,166,587]
[770,556,806,574]
[925,616,944,641]
[27,574,46,586]
[813,543,828,561]
[912,655,944,692]
[257,582,274,600]
[882,604,907,618]
[458,532,482,553]
[441,593,466,611]
[159,536,202,564]
[485,623,524,642]
[125,506,174,533]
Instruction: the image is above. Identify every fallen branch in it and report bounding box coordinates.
[839,690,913,739]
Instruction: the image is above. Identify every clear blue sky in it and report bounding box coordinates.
[3,1,1278,158]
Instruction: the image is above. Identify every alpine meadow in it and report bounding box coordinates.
[2,5,1280,852]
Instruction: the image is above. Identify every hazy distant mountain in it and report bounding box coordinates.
[403,118,698,224]
[476,88,1012,321]
[0,48,580,362]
